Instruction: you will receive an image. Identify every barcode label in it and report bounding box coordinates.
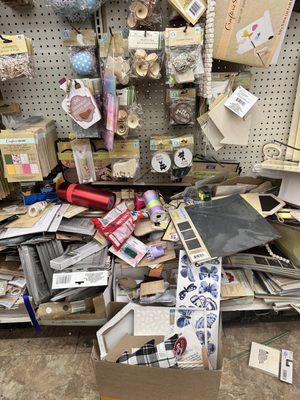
[283,370,287,379]
[55,274,71,285]
[52,270,108,289]
[188,1,204,18]
[225,86,258,118]
[236,97,246,106]
[193,252,208,260]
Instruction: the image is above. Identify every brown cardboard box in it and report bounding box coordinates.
[92,339,223,400]
[213,0,295,67]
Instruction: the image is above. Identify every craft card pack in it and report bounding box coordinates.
[213,0,295,67]
[0,118,58,182]
[176,251,222,369]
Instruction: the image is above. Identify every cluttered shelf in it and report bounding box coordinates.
[0,0,299,396]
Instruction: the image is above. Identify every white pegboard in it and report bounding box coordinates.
[97,3,300,175]
[0,2,299,178]
[0,0,92,135]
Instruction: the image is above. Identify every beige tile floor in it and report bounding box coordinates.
[0,320,299,400]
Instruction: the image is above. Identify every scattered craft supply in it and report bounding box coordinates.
[249,342,281,378]
[57,182,115,211]
[27,201,47,218]
[0,2,299,396]
[147,245,165,260]
[170,194,280,264]
[229,331,290,361]
[143,190,167,223]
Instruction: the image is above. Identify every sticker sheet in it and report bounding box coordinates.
[175,250,222,369]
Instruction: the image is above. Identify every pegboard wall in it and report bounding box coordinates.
[0,1,299,180]
[0,0,91,134]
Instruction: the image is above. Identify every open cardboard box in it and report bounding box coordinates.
[103,261,178,320]
[98,264,223,399]
[92,321,223,400]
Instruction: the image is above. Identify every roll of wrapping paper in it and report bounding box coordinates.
[143,190,166,223]
[57,182,115,211]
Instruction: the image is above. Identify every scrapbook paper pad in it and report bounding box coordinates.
[175,251,222,369]
[184,194,280,261]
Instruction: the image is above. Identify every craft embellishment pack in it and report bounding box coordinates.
[176,250,222,369]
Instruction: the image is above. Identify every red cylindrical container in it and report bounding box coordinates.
[57,182,115,211]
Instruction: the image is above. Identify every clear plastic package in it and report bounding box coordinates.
[111,158,140,180]
[128,31,164,80]
[165,26,204,86]
[0,35,34,81]
[47,0,105,23]
[99,31,130,86]
[117,103,143,138]
[167,88,196,126]
[127,0,162,29]
[63,29,98,77]
[109,139,141,180]
[71,139,96,184]
[0,53,33,81]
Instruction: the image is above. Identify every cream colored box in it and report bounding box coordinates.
[213,0,295,67]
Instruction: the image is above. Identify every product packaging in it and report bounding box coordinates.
[127,0,162,29]
[0,34,34,81]
[116,87,143,137]
[60,78,101,130]
[47,0,105,23]
[71,139,96,184]
[63,29,98,77]
[167,88,196,126]
[213,0,295,68]
[165,26,204,85]
[109,139,140,180]
[100,31,130,86]
[128,31,164,80]
[168,0,206,25]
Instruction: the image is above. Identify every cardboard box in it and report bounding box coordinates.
[92,339,223,400]
[213,0,295,67]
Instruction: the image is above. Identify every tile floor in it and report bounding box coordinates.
[0,320,299,400]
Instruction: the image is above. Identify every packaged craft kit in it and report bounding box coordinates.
[0,0,299,398]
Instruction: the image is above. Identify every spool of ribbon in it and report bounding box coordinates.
[28,201,48,218]
[57,182,115,211]
[134,194,146,210]
[143,190,166,223]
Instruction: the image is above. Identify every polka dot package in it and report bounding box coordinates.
[70,49,96,76]
[63,29,98,77]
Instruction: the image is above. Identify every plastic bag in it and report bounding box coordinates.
[165,26,204,86]
[128,30,164,80]
[167,88,196,126]
[47,0,105,23]
[127,0,162,29]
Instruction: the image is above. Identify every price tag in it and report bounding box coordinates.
[225,86,258,118]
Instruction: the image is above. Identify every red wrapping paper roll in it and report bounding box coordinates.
[57,182,115,211]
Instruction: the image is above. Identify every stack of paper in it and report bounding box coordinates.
[0,118,58,182]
